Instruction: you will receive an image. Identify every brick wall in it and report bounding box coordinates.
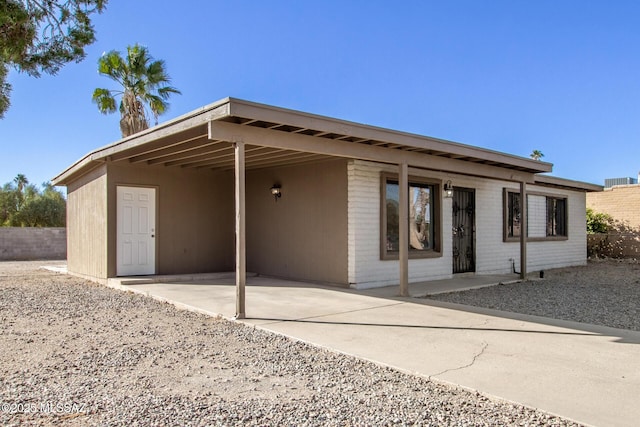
[586,185,640,230]
[0,227,67,260]
[586,185,640,259]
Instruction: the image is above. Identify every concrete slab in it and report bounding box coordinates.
[120,275,640,427]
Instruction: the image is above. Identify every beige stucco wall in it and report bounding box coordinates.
[246,159,349,285]
[587,185,640,229]
[106,164,235,277]
[66,165,108,279]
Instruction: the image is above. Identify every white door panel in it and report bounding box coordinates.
[117,186,156,276]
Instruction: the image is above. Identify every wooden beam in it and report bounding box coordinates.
[208,121,536,183]
[235,141,246,319]
[520,181,527,280]
[175,146,270,169]
[399,163,409,297]
[129,135,213,163]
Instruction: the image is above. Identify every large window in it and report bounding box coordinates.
[503,189,568,241]
[381,174,441,259]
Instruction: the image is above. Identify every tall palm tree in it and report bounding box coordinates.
[530,150,544,161]
[13,173,28,212]
[14,174,28,194]
[92,44,181,137]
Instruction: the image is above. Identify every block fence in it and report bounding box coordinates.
[0,227,67,260]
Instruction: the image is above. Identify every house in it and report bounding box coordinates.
[52,97,601,317]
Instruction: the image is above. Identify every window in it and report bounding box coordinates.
[546,197,567,236]
[507,191,521,238]
[381,174,441,259]
[503,189,568,241]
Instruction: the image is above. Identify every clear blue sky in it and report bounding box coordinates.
[2,0,639,189]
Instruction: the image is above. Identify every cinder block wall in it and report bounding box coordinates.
[587,185,640,229]
[0,227,67,260]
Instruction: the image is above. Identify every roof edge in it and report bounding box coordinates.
[534,174,602,192]
[52,97,234,185]
[226,97,553,174]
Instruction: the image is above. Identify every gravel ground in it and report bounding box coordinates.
[0,261,585,426]
[429,259,640,332]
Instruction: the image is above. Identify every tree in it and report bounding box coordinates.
[0,176,66,226]
[0,0,107,118]
[92,44,181,137]
[530,150,544,161]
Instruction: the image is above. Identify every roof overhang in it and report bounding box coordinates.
[53,97,557,186]
[534,174,603,192]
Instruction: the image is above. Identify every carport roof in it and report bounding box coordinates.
[52,97,599,191]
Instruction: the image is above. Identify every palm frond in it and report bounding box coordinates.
[91,88,117,113]
[94,43,180,136]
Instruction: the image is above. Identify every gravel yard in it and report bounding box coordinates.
[428,259,640,332]
[0,261,591,426]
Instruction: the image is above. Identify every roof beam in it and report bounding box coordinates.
[129,135,214,163]
[208,121,536,183]
[148,143,232,166]
[175,146,271,168]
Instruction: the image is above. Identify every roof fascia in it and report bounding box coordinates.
[52,98,233,185]
[534,174,603,192]
[227,98,552,174]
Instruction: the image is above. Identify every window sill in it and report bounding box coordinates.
[381,250,443,261]
[504,236,568,243]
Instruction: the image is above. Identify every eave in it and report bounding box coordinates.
[53,97,555,186]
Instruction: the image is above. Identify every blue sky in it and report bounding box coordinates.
[2,0,639,189]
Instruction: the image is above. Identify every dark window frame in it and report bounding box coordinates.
[380,173,442,260]
[503,189,569,242]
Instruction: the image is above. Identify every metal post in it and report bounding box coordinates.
[234,141,246,319]
[519,181,527,280]
[399,162,409,296]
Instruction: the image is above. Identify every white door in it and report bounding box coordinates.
[117,186,156,276]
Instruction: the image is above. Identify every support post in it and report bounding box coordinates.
[234,141,246,319]
[399,162,409,296]
[519,181,527,280]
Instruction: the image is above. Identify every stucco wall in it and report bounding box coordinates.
[0,227,66,260]
[106,164,235,277]
[347,160,587,288]
[66,165,108,279]
[246,159,348,285]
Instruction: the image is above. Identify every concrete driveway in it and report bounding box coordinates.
[113,274,640,427]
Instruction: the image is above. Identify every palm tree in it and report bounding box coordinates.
[530,150,544,161]
[14,174,28,193]
[92,44,181,137]
[12,173,28,212]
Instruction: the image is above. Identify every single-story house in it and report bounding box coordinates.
[53,97,601,317]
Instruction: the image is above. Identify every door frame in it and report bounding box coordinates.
[452,186,476,274]
[116,185,158,276]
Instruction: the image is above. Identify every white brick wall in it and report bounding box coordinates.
[347,160,587,288]
[528,195,547,238]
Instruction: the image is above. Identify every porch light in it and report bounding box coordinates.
[444,180,453,198]
[270,185,282,201]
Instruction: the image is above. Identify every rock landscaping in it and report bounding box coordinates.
[0,261,597,426]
